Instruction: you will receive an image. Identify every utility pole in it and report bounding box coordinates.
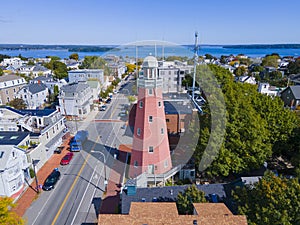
[32,159,40,193]
[192,32,199,100]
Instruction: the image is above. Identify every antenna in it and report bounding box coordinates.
[192,31,198,100]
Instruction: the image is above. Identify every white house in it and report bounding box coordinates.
[2,57,24,67]
[58,82,92,119]
[17,83,49,109]
[236,75,256,85]
[68,69,105,84]
[0,74,27,105]
[0,132,31,199]
[87,80,101,102]
[0,106,66,170]
[258,83,280,97]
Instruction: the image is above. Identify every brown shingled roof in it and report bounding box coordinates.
[99,202,248,225]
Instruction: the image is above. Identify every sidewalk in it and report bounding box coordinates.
[13,136,72,217]
[99,151,127,214]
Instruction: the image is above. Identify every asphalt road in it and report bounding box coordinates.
[24,81,133,225]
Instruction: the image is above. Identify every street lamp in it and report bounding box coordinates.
[32,159,40,193]
[93,151,107,191]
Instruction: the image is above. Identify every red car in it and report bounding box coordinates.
[60,152,74,165]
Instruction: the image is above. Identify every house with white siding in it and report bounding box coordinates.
[0,74,27,105]
[0,132,31,199]
[58,82,92,119]
[17,83,49,109]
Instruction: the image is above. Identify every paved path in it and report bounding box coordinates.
[14,110,99,217]
[13,136,72,217]
[99,151,127,214]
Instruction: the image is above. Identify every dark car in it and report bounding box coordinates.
[106,98,111,104]
[42,169,61,191]
[99,105,107,111]
[60,152,74,165]
[54,146,64,154]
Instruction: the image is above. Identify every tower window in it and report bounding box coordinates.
[148,89,153,95]
[164,159,168,168]
[139,101,143,108]
[161,128,164,134]
[158,101,161,107]
[149,116,153,123]
[148,146,154,153]
[134,161,138,167]
[166,119,170,122]
[137,128,141,136]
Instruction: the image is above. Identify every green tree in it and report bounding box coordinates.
[233,172,300,225]
[46,55,60,61]
[176,184,207,215]
[0,54,10,63]
[0,68,3,76]
[69,53,79,61]
[262,55,280,68]
[251,65,264,73]
[44,60,68,79]
[193,64,298,177]
[204,54,214,60]
[27,60,35,66]
[234,66,247,76]
[7,98,26,109]
[0,197,25,225]
[287,58,300,74]
[80,56,110,75]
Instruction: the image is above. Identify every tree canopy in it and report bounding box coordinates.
[69,53,79,61]
[7,98,26,109]
[261,55,280,68]
[176,184,207,214]
[0,68,3,76]
[233,172,300,225]
[287,58,300,74]
[44,60,68,80]
[79,56,110,75]
[0,197,25,225]
[194,64,299,177]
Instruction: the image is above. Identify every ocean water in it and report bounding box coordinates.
[0,45,299,59]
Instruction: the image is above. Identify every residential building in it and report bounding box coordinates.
[108,62,126,79]
[58,82,92,119]
[157,61,193,93]
[87,80,101,101]
[68,69,104,84]
[100,202,247,225]
[0,132,31,199]
[0,74,27,105]
[236,75,256,84]
[257,82,281,97]
[1,57,23,67]
[30,76,68,94]
[280,86,300,109]
[121,182,227,214]
[0,106,66,170]
[17,83,49,109]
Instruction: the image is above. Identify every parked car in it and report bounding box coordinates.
[42,168,61,191]
[60,152,74,165]
[106,98,111,104]
[54,146,64,154]
[99,105,107,111]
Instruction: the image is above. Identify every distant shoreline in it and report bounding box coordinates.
[1,44,300,52]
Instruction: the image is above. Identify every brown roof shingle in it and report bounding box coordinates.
[99,202,248,225]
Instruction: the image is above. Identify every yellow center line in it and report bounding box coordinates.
[51,136,100,225]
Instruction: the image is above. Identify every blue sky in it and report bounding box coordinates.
[0,0,299,45]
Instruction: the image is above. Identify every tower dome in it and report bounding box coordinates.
[142,55,158,68]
